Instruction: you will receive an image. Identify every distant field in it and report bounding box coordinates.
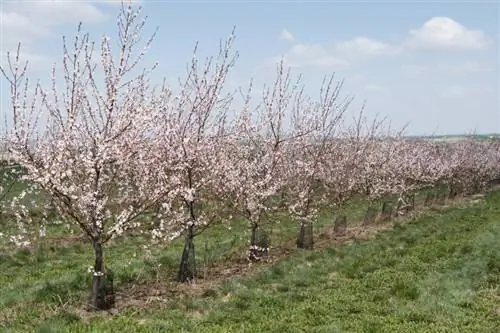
[410,134,500,142]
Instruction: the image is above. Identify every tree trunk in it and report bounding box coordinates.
[297,220,314,250]
[178,226,196,283]
[88,241,114,311]
[250,223,258,247]
[379,201,393,223]
[334,214,348,235]
[248,223,269,261]
[249,223,259,261]
[362,206,376,227]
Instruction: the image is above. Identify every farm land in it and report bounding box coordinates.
[0,2,499,332]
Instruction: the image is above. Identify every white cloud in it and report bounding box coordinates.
[271,16,494,76]
[405,17,491,52]
[336,37,401,56]
[438,85,466,99]
[277,43,349,70]
[0,11,51,48]
[1,1,106,49]
[364,84,389,93]
[350,74,364,82]
[1,1,107,71]
[400,64,429,78]
[8,0,106,27]
[0,51,53,73]
[97,0,143,6]
[401,61,495,77]
[439,61,495,75]
[335,17,491,57]
[279,29,295,42]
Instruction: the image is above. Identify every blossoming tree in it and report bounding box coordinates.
[284,75,351,249]
[154,31,239,282]
[1,4,179,310]
[221,61,311,260]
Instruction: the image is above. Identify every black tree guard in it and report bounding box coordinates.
[248,225,269,261]
[178,227,196,283]
[297,221,313,249]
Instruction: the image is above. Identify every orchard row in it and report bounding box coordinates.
[1,3,499,310]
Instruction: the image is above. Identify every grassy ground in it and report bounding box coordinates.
[1,190,499,332]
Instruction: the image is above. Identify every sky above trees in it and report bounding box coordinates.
[1,0,498,136]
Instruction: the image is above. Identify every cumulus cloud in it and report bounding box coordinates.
[97,0,143,5]
[0,51,53,74]
[1,1,107,71]
[439,61,495,75]
[0,11,51,47]
[438,85,466,99]
[9,0,106,27]
[336,17,491,56]
[279,29,295,42]
[276,43,349,70]
[1,1,106,49]
[401,61,495,77]
[336,37,401,57]
[400,64,429,78]
[404,17,491,52]
[364,84,389,93]
[271,16,493,74]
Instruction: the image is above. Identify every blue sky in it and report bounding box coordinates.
[1,0,498,135]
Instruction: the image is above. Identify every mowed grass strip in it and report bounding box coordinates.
[1,191,500,332]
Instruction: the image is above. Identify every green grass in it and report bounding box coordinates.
[1,191,499,332]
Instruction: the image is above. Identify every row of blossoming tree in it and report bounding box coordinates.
[1,3,500,310]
